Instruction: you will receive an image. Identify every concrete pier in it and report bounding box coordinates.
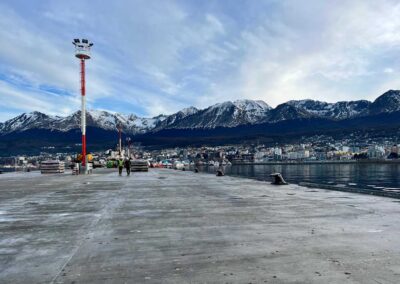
[1,169,400,283]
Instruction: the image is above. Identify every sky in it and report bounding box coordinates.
[1,0,400,121]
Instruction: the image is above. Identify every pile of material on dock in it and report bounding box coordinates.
[130,160,149,172]
[40,160,65,174]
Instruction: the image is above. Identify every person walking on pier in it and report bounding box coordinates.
[125,158,131,176]
[118,158,124,176]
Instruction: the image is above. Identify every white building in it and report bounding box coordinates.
[368,145,385,159]
[287,150,309,160]
[341,146,350,153]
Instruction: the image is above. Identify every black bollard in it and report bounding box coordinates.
[216,169,224,176]
[270,173,288,185]
[194,168,199,173]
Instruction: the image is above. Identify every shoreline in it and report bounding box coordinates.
[232,159,400,165]
[206,171,400,199]
[197,164,400,199]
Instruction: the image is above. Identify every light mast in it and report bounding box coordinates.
[72,38,93,173]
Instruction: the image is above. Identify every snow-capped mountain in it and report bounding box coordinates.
[370,90,400,114]
[0,112,59,134]
[85,110,167,133]
[0,99,273,134]
[266,103,314,122]
[153,107,199,130]
[157,99,272,129]
[265,90,399,123]
[276,99,371,121]
[0,110,167,135]
[2,90,400,136]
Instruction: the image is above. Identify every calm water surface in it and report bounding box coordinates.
[199,163,400,191]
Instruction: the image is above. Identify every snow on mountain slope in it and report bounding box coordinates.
[285,99,371,120]
[0,110,167,135]
[85,110,166,132]
[153,107,199,130]
[0,111,58,133]
[180,107,198,116]
[370,90,400,114]
[266,103,313,122]
[159,100,272,129]
[2,91,400,135]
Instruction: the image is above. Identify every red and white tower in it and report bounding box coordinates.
[73,38,93,173]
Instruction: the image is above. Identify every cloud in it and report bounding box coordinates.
[2,0,400,121]
[202,0,400,106]
[0,80,80,116]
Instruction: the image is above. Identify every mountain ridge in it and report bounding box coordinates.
[1,90,400,136]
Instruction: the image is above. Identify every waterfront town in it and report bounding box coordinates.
[2,134,400,171]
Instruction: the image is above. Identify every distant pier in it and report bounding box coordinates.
[1,169,400,283]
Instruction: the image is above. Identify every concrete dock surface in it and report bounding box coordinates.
[1,169,400,283]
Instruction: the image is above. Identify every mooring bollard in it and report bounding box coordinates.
[216,169,224,176]
[270,173,288,185]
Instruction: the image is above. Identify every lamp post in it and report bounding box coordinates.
[73,38,93,174]
[117,124,122,156]
[126,137,132,158]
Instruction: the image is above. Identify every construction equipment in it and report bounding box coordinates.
[77,153,93,163]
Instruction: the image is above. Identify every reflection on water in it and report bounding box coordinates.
[198,163,400,190]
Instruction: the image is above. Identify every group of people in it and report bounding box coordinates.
[118,158,131,176]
